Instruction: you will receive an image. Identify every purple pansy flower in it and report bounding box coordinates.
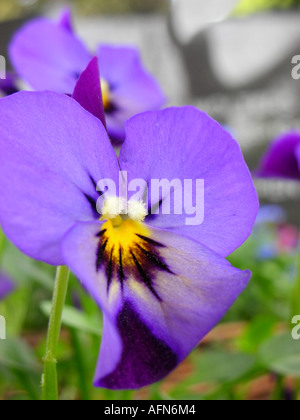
[9,11,165,142]
[257,132,300,180]
[0,91,258,389]
[0,272,14,300]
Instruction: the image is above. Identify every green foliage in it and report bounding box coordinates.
[233,0,300,16]
[0,0,168,22]
[40,301,102,337]
[259,333,300,377]
[71,0,168,15]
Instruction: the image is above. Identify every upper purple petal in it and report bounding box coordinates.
[256,132,300,180]
[57,8,74,33]
[72,57,106,127]
[61,221,250,389]
[9,17,91,93]
[98,45,166,141]
[119,106,259,258]
[0,91,119,265]
[9,17,164,141]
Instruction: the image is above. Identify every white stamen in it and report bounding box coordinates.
[128,199,148,222]
[101,196,127,219]
[101,196,147,222]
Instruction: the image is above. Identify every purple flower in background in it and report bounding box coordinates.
[257,132,300,180]
[255,205,286,226]
[9,11,165,142]
[0,272,14,300]
[0,74,18,97]
[0,91,258,389]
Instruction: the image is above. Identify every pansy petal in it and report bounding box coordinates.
[98,45,149,87]
[0,91,119,265]
[58,8,74,33]
[9,18,91,93]
[105,111,131,143]
[98,45,165,141]
[256,132,300,180]
[0,272,14,300]
[296,144,300,173]
[97,301,178,390]
[110,66,166,112]
[72,57,106,127]
[119,106,258,257]
[61,222,123,314]
[61,221,250,389]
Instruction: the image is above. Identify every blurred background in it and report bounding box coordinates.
[0,0,300,401]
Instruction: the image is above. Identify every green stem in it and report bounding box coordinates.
[42,266,70,401]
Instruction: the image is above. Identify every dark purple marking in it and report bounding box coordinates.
[98,302,178,390]
[130,250,161,301]
[96,238,108,272]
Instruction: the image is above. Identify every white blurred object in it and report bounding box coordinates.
[208,13,300,88]
[76,15,189,103]
[171,0,239,43]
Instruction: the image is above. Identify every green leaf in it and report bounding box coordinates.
[0,337,41,373]
[191,350,256,383]
[259,332,300,377]
[40,301,102,337]
[236,316,276,353]
[0,338,41,400]
[3,244,54,291]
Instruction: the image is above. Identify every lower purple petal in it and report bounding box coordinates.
[97,302,177,390]
[62,221,250,389]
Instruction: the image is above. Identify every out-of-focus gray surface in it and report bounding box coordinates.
[73,13,300,143]
[170,0,239,43]
[75,14,189,104]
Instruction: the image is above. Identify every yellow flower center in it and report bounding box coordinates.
[100,196,149,266]
[97,197,170,300]
[100,78,111,111]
